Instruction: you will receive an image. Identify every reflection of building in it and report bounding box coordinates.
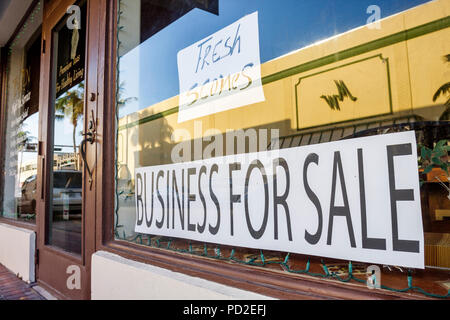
[53,150,81,171]
[18,159,37,185]
[113,0,450,301]
[18,148,81,187]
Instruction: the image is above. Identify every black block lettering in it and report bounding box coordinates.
[358,149,386,250]
[303,153,323,245]
[327,152,356,248]
[209,164,221,235]
[197,166,207,233]
[187,168,197,232]
[229,163,241,236]
[387,144,419,253]
[155,170,165,229]
[244,160,269,240]
[273,158,292,241]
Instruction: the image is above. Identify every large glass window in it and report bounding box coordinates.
[1,2,42,223]
[114,0,449,297]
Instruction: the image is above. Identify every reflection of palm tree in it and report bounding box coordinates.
[17,130,31,151]
[55,82,84,169]
[117,81,136,109]
[433,54,450,120]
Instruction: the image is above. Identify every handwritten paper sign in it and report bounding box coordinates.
[177,11,265,123]
[135,131,425,269]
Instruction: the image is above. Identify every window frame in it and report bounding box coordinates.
[94,0,442,300]
[0,0,42,231]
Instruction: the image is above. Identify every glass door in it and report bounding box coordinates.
[36,0,96,299]
[47,1,87,256]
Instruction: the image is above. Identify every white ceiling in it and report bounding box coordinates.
[0,0,34,47]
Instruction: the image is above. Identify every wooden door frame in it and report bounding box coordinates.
[36,0,98,300]
[90,0,441,301]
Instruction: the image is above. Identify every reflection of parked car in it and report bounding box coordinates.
[18,170,82,216]
[52,170,82,214]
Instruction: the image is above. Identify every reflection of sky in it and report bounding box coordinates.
[118,0,431,118]
[53,83,84,153]
[54,115,83,152]
[20,112,39,164]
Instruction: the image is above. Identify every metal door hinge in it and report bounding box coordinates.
[38,141,43,156]
[35,249,39,265]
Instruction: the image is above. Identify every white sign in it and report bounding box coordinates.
[135,131,424,268]
[177,12,265,123]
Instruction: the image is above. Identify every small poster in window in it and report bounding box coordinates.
[177,11,265,123]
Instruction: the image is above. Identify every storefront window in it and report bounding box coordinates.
[1,2,42,223]
[114,0,449,297]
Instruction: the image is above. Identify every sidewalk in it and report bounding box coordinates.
[0,264,45,300]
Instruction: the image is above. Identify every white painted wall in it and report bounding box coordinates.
[0,223,35,283]
[91,250,274,300]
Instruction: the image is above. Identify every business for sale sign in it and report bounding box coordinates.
[135,131,424,269]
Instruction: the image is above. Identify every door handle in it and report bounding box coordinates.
[80,112,97,189]
[80,132,94,189]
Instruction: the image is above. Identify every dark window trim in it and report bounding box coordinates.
[99,239,427,300]
[95,0,438,300]
[0,216,36,231]
[0,47,7,212]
